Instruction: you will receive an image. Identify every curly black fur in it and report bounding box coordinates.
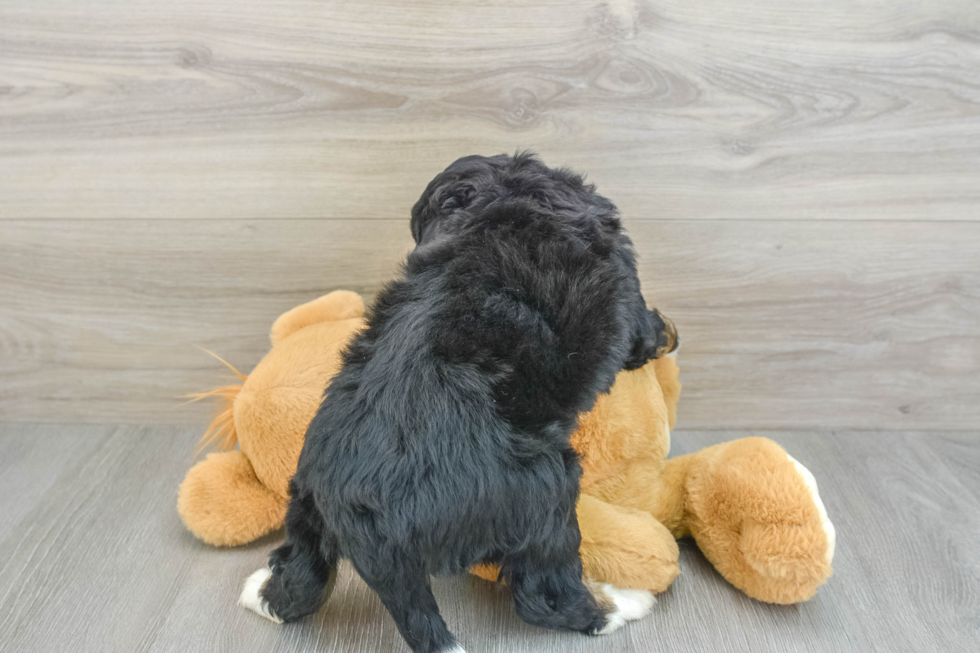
[256,153,671,652]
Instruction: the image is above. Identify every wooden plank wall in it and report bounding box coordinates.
[1,0,979,429]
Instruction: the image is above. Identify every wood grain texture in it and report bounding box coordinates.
[0,425,977,652]
[1,0,979,220]
[2,219,978,429]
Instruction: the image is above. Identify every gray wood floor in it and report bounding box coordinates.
[1,424,977,653]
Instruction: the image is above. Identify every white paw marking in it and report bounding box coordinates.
[787,454,837,565]
[595,584,655,635]
[240,567,283,624]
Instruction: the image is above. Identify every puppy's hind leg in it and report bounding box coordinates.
[352,552,463,653]
[241,490,338,624]
[503,517,654,635]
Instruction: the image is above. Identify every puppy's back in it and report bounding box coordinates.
[299,154,642,558]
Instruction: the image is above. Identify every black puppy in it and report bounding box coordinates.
[241,153,675,652]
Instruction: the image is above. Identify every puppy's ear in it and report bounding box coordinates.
[649,308,679,358]
[410,176,477,243]
[437,181,476,214]
[623,308,679,370]
[411,154,505,243]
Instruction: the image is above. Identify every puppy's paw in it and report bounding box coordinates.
[590,583,656,635]
[240,567,283,624]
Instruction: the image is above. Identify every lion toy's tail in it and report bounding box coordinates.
[176,355,288,546]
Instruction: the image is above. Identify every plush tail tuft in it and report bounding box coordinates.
[184,347,247,454]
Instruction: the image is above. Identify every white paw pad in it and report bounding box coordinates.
[595,584,655,635]
[787,454,837,565]
[240,567,283,624]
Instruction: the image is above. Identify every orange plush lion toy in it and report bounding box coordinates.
[178,290,835,604]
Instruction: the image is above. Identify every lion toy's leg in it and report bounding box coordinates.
[178,450,288,547]
[669,437,836,603]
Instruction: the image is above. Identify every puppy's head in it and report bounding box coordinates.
[411,152,617,244]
